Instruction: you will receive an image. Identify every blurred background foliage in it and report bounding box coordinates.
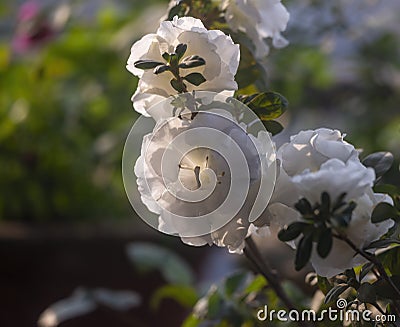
[0,0,399,222]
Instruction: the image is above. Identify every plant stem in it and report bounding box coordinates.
[333,233,400,314]
[244,237,314,327]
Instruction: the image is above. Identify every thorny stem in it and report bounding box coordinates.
[333,233,400,315]
[244,237,314,327]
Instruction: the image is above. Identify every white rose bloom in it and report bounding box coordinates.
[278,128,359,177]
[266,129,394,277]
[222,0,290,58]
[134,111,275,253]
[293,159,394,277]
[126,16,240,117]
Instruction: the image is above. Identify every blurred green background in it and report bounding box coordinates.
[1,0,399,222]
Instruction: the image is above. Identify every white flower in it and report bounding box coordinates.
[296,159,393,277]
[134,110,275,253]
[222,0,290,59]
[278,128,359,177]
[265,129,394,277]
[126,16,240,117]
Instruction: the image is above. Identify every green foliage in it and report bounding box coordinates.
[362,152,394,180]
[0,3,145,221]
[278,192,357,270]
[126,242,195,286]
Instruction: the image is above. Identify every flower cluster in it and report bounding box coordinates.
[125,2,398,285]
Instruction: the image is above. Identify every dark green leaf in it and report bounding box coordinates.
[357,283,376,303]
[362,152,394,178]
[371,202,398,223]
[332,193,347,212]
[134,59,164,70]
[207,291,224,319]
[320,192,331,214]
[179,55,206,69]
[278,222,309,242]
[170,78,186,93]
[151,284,198,310]
[184,73,206,86]
[153,65,170,75]
[175,43,187,61]
[245,92,288,121]
[324,284,349,304]
[317,276,332,295]
[363,238,400,250]
[373,275,400,300]
[295,198,313,215]
[359,262,374,282]
[162,52,171,62]
[295,234,313,271]
[262,120,283,136]
[317,228,333,258]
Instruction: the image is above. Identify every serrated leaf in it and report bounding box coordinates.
[357,283,376,303]
[184,73,206,86]
[278,222,309,242]
[262,120,283,136]
[245,92,288,121]
[134,59,164,70]
[371,202,398,223]
[362,151,394,178]
[317,228,333,258]
[175,43,187,61]
[295,233,313,271]
[324,284,349,304]
[363,238,400,250]
[150,284,198,310]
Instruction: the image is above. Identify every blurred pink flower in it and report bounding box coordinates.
[12,1,54,54]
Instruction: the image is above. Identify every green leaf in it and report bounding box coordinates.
[184,73,206,86]
[224,272,248,297]
[182,314,200,327]
[278,222,309,242]
[126,243,194,285]
[357,283,376,303]
[363,238,400,250]
[371,202,398,223]
[170,78,186,93]
[295,233,313,271]
[134,59,164,70]
[244,275,267,294]
[162,52,171,62]
[175,43,187,61]
[262,120,283,135]
[362,151,394,179]
[317,228,333,258]
[324,284,349,304]
[245,92,288,121]
[179,55,206,69]
[151,284,198,310]
[317,276,332,295]
[373,275,400,300]
[153,65,170,75]
[359,262,374,282]
[295,198,313,215]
